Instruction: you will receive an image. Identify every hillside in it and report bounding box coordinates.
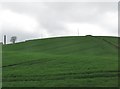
[2,36,118,87]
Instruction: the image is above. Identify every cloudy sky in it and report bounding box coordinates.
[0,0,118,43]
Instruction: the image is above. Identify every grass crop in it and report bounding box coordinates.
[2,36,119,87]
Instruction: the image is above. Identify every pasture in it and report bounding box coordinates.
[2,36,118,87]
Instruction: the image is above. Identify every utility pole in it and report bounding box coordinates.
[77,28,79,36]
[4,35,6,45]
[41,34,43,39]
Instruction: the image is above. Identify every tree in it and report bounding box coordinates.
[10,36,17,44]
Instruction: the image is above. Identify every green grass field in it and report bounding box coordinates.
[2,36,119,87]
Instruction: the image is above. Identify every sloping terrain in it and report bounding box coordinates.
[2,36,118,87]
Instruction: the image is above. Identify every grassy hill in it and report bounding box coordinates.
[2,36,118,87]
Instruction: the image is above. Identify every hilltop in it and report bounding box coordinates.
[2,36,118,87]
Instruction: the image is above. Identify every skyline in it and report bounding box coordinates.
[0,1,118,43]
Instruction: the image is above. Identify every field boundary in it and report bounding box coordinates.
[93,37,118,48]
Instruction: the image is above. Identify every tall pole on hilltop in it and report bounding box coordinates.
[77,28,79,36]
[41,34,43,39]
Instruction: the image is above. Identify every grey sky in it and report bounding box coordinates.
[0,1,118,43]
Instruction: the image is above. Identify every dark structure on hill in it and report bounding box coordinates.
[4,35,6,45]
[86,35,92,37]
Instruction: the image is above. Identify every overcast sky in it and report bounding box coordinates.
[0,1,118,43]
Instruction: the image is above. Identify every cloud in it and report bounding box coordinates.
[0,9,38,33]
[0,5,49,43]
[0,2,118,43]
[66,23,113,36]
